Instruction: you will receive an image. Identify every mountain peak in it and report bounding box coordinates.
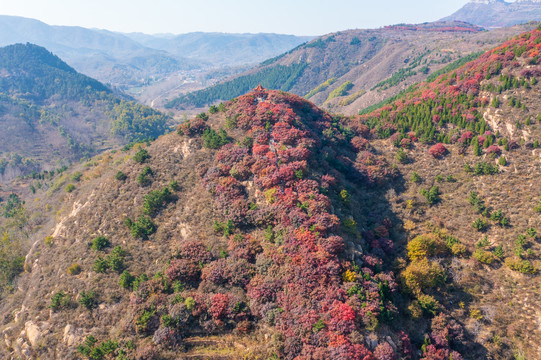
[444,0,541,27]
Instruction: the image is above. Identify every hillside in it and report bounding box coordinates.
[0,43,170,180]
[442,0,541,29]
[0,26,540,360]
[165,22,541,116]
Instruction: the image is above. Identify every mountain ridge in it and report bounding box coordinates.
[1,26,540,359]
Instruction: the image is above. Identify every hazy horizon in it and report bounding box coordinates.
[1,0,471,36]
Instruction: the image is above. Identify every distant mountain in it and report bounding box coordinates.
[0,15,312,102]
[442,0,541,28]
[123,32,315,66]
[165,21,538,115]
[0,43,170,180]
[0,15,202,88]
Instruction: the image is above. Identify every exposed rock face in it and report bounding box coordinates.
[443,0,541,28]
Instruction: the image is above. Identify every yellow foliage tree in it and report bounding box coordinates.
[401,257,445,294]
[407,233,447,260]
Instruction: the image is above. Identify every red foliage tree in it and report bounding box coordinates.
[165,259,201,285]
[428,143,448,159]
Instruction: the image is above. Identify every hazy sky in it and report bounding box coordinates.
[1,0,472,36]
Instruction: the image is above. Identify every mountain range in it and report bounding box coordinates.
[165,21,539,115]
[1,25,540,360]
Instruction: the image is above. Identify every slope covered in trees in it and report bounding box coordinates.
[0,43,110,101]
[0,43,171,179]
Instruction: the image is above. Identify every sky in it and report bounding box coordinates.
[0,0,472,36]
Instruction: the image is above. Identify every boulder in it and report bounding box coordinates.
[24,321,42,347]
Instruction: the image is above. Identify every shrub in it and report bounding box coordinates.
[169,180,180,191]
[428,143,447,158]
[410,172,421,183]
[115,171,127,181]
[420,186,440,205]
[470,309,483,321]
[196,112,208,121]
[472,218,488,231]
[94,246,126,273]
[395,148,408,163]
[213,220,234,237]
[128,216,157,240]
[137,166,153,186]
[312,318,326,332]
[49,291,71,311]
[2,193,23,218]
[65,184,75,193]
[417,294,440,316]
[493,246,504,258]
[473,249,496,264]
[70,172,83,182]
[93,257,108,273]
[505,258,537,274]
[133,147,150,163]
[91,236,110,251]
[108,246,126,272]
[516,234,528,247]
[119,270,135,289]
[67,263,81,275]
[527,228,537,239]
[179,240,213,264]
[133,274,148,291]
[202,128,230,149]
[143,187,173,216]
[451,243,467,256]
[339,189,351,204]
[78,290,98,310]
[472,161,498,175]
[77,336,118,359]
